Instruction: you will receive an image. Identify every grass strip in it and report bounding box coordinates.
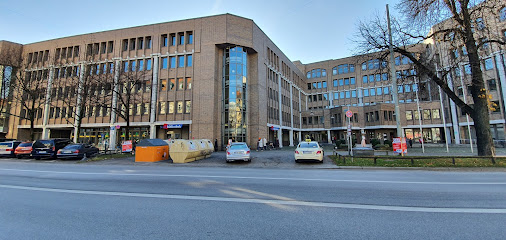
[330,155,506,167]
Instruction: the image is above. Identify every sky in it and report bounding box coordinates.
[0,0,401,64]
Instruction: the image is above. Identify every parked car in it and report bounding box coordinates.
[0,141,22,157]
[32,138,72,160]
[57,144,99,160]
[226,142,251,162]
[294,141,324,163]
[14,142,33,159]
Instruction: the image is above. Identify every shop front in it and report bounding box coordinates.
[404,128,444,143]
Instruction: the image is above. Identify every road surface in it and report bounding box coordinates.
[1,161,505,239]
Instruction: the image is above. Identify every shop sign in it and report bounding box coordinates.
[393,137,407,154]
[161,124,183,129]
[122,140,133,153]
[270,126,280,131]
[115,125,121,129]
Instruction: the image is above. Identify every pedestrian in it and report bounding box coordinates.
[262,137,267,150]
[214,139,218,152]
[408,138,413,148]
[257,138,263,151]
[227,138,232,149]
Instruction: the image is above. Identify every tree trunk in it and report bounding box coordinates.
[461,5,495,156]
[29,117,35,141]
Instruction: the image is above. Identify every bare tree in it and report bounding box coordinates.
[92,61,151,142]
[6,63,47,141]
[354,0,506,156]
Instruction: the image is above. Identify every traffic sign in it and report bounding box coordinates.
[347,124,352,136]
[346,110,353,118]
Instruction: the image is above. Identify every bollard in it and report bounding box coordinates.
[374,157,377,165]
[410,158,414,165]
[452,157,455,165]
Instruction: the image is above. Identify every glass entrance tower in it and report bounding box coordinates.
[222,46,248,144]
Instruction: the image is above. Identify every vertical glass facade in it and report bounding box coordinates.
[223,46,248,144]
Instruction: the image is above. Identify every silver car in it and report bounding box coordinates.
[226,142,251,162]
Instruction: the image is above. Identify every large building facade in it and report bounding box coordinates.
[0,8,505,149]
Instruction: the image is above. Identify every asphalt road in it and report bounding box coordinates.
[1,161,505,240]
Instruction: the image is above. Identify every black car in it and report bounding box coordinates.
[57,144,99,160]
[32,139,72,159]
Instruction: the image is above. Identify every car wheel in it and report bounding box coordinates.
[295,159,299,163]
[34,157,40,160]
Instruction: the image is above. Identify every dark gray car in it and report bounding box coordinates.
[57,144,99,160]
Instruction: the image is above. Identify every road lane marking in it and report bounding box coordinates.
[1,184,505,214]
[0,168,505,185]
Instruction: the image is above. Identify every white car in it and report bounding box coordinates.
[226,142,251,162]
[294,141,324,163]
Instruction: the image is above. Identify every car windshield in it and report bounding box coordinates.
[230,144,247,150]
[18,143,32,147]
[0,142,12,148]
[64,145,81,150]
[33,140,53,148]
[298,142,318,148]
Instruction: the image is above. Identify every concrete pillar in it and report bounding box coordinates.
[277,129,282,148]
[447,73,461,144]
[108,59,122,150]
[298,90,302,129]
[298,131,302,142]
[289,83,294,146]
[278,74,283,148]
[73,62,86,143]
[149,54,160,139]
[42,67,55,139]
[289,130,294,146]
[327,130,331,143]
[495,53,506,136]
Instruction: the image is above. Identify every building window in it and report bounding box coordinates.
[159,102,166,114]
[168,102,174,113]
[185,101,191,113]
[333,80,338,87]
[169,79,175,90]
[317,82,322,89]
[160,79,167,91]
[345,91,350,98]
[432,109,441,119]
[170,57,176,68]
[177,101,183,113]
[370,88,376,96]
[122,39,128,51]
[322,81,327,88]
[185,77,192,89]
[143,103,149,115]
[476,17,485,30]
[147,59,152,70]
[484,58,494,70]
[162,34,168,47]
[138,60,144,71]
[178,56,185,68]
[136,104,142,116]
[351,90,356,98]
[179,33,185,45]
[170,34,176,46]
[187,32,193,44]
[488,79,497,91]
[123,61,128,72]
[423,109,431,120]
[406,111,413,120]
[146,36,152,49]
[107,41,114,53]
[363,89,369,97]
[138,38,144,50]
[384,87,389,95]
[350,77,355,85]
[187,54,192,67]
[161,57,167,69]
[339,79,344,86]
[177,78,184,90]
[376,87,382,96]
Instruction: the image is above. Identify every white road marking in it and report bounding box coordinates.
[0,184,504,214]
[0,168,505,185]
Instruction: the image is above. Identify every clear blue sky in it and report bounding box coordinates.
[0,0,401,64]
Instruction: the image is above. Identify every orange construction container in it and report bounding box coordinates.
[135,139,169,162]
